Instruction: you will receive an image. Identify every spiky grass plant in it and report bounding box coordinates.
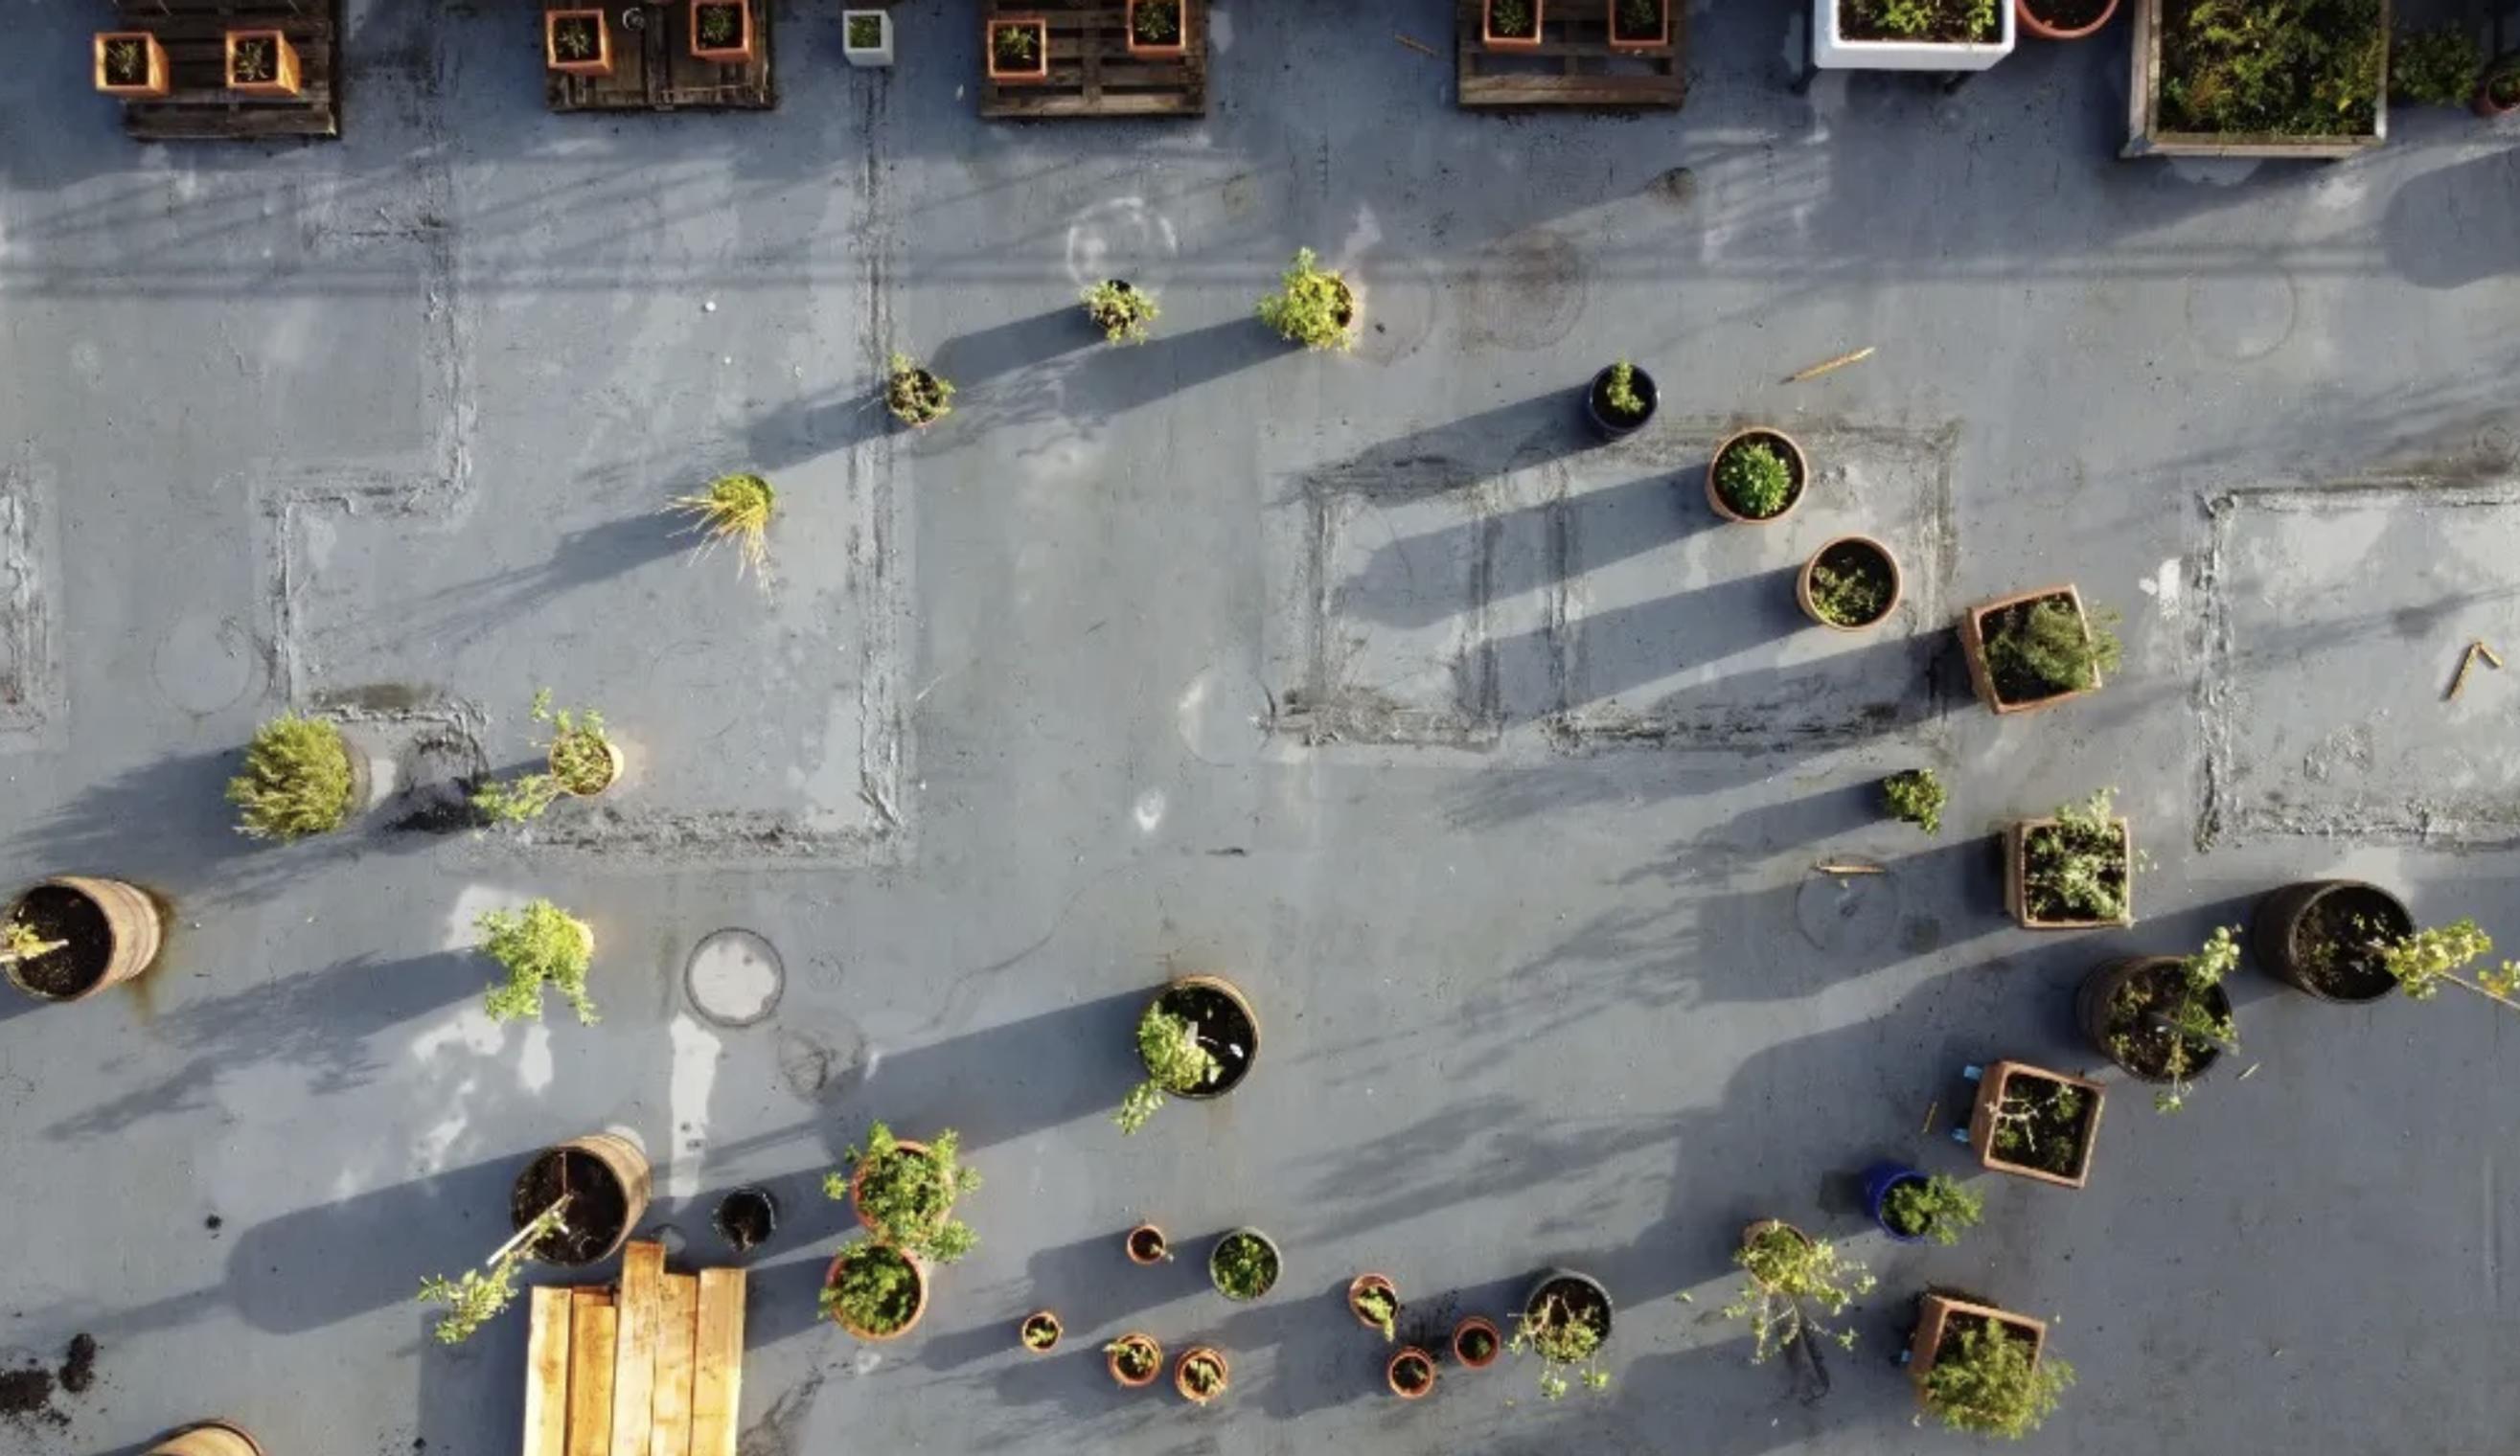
[672,472,776,576]
[228,714,356,841]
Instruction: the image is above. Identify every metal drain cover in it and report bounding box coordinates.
[685,928,784,1028]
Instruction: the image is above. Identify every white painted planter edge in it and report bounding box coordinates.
[1812,0,2016,71]
[842,9,894,66]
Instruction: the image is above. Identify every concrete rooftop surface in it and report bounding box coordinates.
[2,0,2517,1453]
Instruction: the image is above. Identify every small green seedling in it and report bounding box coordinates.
[1883,768,1945,834]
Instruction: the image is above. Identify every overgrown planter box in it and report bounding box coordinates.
[1813,0,2015,71]
[1966,1060,2104,1188]
[2123,0,2388,159]
[1910,1293,2046,1386]
[2005,811,2134,929]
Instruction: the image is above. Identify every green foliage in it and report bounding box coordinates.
[552,15,596,59]
[1082,282,1159,345]
[1179,1351,1226,1397]
[474,690,614,823]
[886,353,954,425]
[696,2,739,47]
[1115,1003,1219,1134]
[104,37,146,82]
[474,899,597,1025]
[1132,0,1180,44]
[1256,248,1356,352]
[672,472,776,576]
[1844,0,1999,41]
[1353,1283,1398,1342]
[1615,0,1664,34]
[2157,0,2384,138]
[228,714,356,841]
[1713,440,1795,519]
[1209,1232,1278,1300]
[1883,1174,1982,1245]
[1986,595,2120,696]
[1489,0,1537,37]
[1509,1294,1610,1399]
[419,1199,569,1344]
[2022,789,2141,923]
[2392,25,2482,104]
[819,1241,923,1334]
[2491,63,2520,106]
[2125,926,2242,1112]
[1808,551,1892,626]
[2,920,65,965]
[1992,1077,2091,1172]
[1021,1314,1060,1349]
[846,12,882,49]
[1882,768,1945,835]
[828,1122,981,1263]
[1600,361,1646,420]
[230,36,275,82]
[1921,1319,2074,1439]
[991,21,1039,67]
[1105,1335,1159,1378]
[2376,918,2520,1010]
[1721,1224,1874,1362]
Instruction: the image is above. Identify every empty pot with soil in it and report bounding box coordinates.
[1386,1346,1436,1399]
[1125,1221,1170,1263]
[513,1133,651,1266]
[1966,1060,2104,1189]
[2253,879,2412,1004]
[1452,1315,1501,1368]
[1798,535,1902,629]
[711,1186,778,1254]
[1706,428,1808,523]
[2,876,161,1003]
[1584,360,1657,439]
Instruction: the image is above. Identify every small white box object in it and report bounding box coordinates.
[843,8,893,66]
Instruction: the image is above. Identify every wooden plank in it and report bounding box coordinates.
[1455,0,1687,110]
[609,1242,665,1456]
[648,1275,699,1456]
[980,2,1206,119]
[523,1287,576,1456]
[687,1269,746,1456]
[565,1290,619,1456]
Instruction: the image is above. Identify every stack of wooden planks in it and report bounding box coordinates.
[522,1242,745,1456]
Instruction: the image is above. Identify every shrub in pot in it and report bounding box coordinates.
[1453,1315,1502,1369]
[1127,0,1188,59]
[473,690,621,823]
[475,899,598,1024]
[2479,53,2520,116]
[1511,1270,1611,1399]
[228,713,362,841]
[1722,1221,1873,1362]
[1608,0,1671,50]
[1862,1166,1982,1245]
[223,29,299,95]
[987,16,1049,83]
[512,1132,651,1266]
[2153,0,2384,142]
[1798,535,1901,629]
[1106,1332,1163,1388]
[1083,280,1158,345]
[1175,1346,1229,1404]
[821,1240,928,1340]
[2016,0,2116,41]
[2391,24,2480,106]
[1881,768,1945,835]
[1386,1346,1436,1399]
[1836,0,2002,45]
[886,353,954,427]
[1116,974,1259,1132]
[1256,248,1358,352]
[1208,1227,1281,1301]
[1019,1310,1062,1353]
[1348,1273,1399,1340]
[1966,1060,2104,1188]
[689,0,754,63]
[1706,429,1807,524]
[1125,1221,1171,1263]
[93,33,170,97]
[2005,789,2142,929]
[2,877,162,1004]
[1585,360,1656,439]
[1911,1294,2073,1438]
[545,9,612,75]
[1484,0,1544,51]
[1959,584,2119,715]
[828,1121,981,1263]
[672,471,776,576]
[2080,925,2239,1112]
[418,1197,570,1343]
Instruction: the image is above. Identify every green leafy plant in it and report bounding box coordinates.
[1600,360,1646,420]
[2490,62,2520,106]
[475,899,597,1025]
[228,714,357,841]
[104,38,147,83]
[1116,1002,1220,1133]
[1991,1076,2092,1177]
[1131,0,1180,44]
[825,1122,981,1263]
[1179,1351,1226,1398]
[885,353,953,425]
[672,471,776,576]
[1021,1313,1060,1349]
[1985,595,2120,698]
[2,920,67,967]
[2020,789,2143,923]
[1842,0,1998,41]
[696,2,740,47]
[1208,1232,1278,1300]
[1882,1174,1982,1246]
[1614,0,1665,36]
[819,1241,923,1333]
[1489,0,1538,37]
[2114,926,2242,1112]
[991,21,1039,68]
[2157,0,2384,137]
[1713,440,1795,519]
[1255,248,1356,352]
[1883,768,1946,835]
[846,12,883,49]
[1721,1224,1874,1363]
[418,1197,570,1344]
[1920,1318,2073,1439]
[1082,281,1159,345]
[230,36,275,83]
[472,691,613,823]
[552,15,597,59]
[2392,25,2481,104]
[2378,918,2520,1010]
[1509,1293,1610,1399]
[1808,552,1892,626]
[1353,1283,1398,1342]
[1106,1335,1159,1379]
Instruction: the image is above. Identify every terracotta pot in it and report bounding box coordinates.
[1174,1345,1230,1404]
[849,1137,951,1237]
[222,29,301,96]
[987,15,1051,82]
[1958,584,2099,716]
[1107,1332,1163,1388]
[824,1246,929,1341]
[1483,0,1546,50]
[1386,1346,1436,1399]
[1126,1221,1169,1263]
[2005,814,2134,929]
[2251,879,2411,1004]
[513,1131,653,1265]
[1910,1292,2047,1396]
[1144,973,1262,1099]
[688,0,756,63]
[1451,1315,1502,1369]
[4,876,161,1004]
[1347,1272,1398,1332]
[1705,428,1808,525]
[2477,62,2520,118]
[1739,1218,1813,1288]
[93,32,170,98]
[1019,1309,1062,1353]
[1606,0,1671,51]
[553,738,624,797]
[544,9,613,76]
[1124,0,1190,59]
[148,1422,264,1456]
[1966,1060,2104,1189]
[2014,0,2118,40]
[1797,535,1903,630]
[2077,956,2230,1081]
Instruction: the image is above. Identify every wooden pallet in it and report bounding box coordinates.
[980,3,1206,120]
[1455,0,1687,109]
[524,1243,746,1456]
[114,0,340,142]
[548,0,775,114]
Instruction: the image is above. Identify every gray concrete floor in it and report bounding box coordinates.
[2,0,2517,1453]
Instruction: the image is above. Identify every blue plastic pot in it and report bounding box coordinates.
[1863,1161,1931,1243]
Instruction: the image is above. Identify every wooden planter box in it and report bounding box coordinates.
[1911,1293,2048,1391]
[1606,0,1671,52]
[1124,0,1189,58]
[2005,814,2134,929]
[1482,0,1545,51]
[1958,583,2098,717]
[688,0,756,63]
[94,32,171,97]
[1967,1060,2105,1189]
[2123,0,2388,158]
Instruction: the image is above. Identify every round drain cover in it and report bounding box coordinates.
[685,928,784,1027]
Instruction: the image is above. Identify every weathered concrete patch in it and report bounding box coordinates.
[0,455,53,740]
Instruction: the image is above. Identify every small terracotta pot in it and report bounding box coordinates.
[688,0,756,63]
[1126,1222,1169,1264]
[1386,1346,1436,1399]
[824,1246,929,1341]
[987,15,1051,83]
[1107,1333,1163,1388]
[2005,814,2134,929]
[1347,1272,1398,1332]
[1019,1309,1062,1353]
[3,876,162,1004]
[1958,583,2099,716]
[515,1131,653,1265]
[2015,0,2118,41]
[1124,0,1190,59]
[1606,0,1671,50]
[2477,63,2520,118]
[1797,535,1903,630]
[1451,1315,1502,1369]
[148,1422,265,1456]
[1910,1292,2047,1397]
[1174,1345,1230,1404]
[1966,1060,2105,1189]
[223,29,300,96]
[544,9,613,76]
[1482,0,1545,50]
[93,32,171,98]
[1705,428,1808,525]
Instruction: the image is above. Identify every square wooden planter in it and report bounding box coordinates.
[2122,0,2388,158]
[1125,0,1189,59]
[1482,0,1545,51]
[223,29,301,96]
[2005,814,2134,930]
[1911,1293,2047,1388]
[688,0,756,63]
[987,14,1051,83]
[544,9,613,76]
[1967,1060,2105,1189]
[1606,0,1671,52]
[1958,583,2098,717]
[93,31,170,98]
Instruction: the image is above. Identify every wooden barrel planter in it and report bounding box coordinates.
[5,876,162,1003]
[512,1132,652,1266]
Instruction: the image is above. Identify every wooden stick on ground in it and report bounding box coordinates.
[1814,862,1886,876]
[1784,346,1875,384]
[1395,33,1438,57]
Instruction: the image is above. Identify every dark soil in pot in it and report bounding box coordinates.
[712,1187,778,1253]
[514,1148,630,1265]
[9,885,111,999]
[1129,1225,1167,1262]
[2079,958,2227,1081]
[103,45,149,86]
[1153,982,1256,1096]
[1527,1273,1613,1343]
[2272,882,2409,1000]
[2019,821,2127,923]
[1391,1353,1433,1393]
[1990,1074,2091,1177]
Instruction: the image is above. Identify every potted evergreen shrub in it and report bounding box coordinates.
[1116,974,1260,1132]
[1722,1221,1874,1362]
[1019,1309,1062,1353]
[1817,0,2013,71]
[1453,1315,1502,1369]
[418,1198,571,1342]
[1125,1221,1171,1263]
[1706,428,1807,524]
[672,471,776,576]
[1126,0,1188,59]
[1585,361,1657,440]
[2478,51,2520,116]
[1083,281,1158,345]
[2079,925,2240,1112]
[1959,584,2119,715]
[1910,1294,2073,1438]
[1484,0,1545,51]
[1175,1346,1229,1404]
[1256,248,1358,352]
[1348,1273,1399,1340]
[223,29,300,96]
[512,1132,651,1266]
[2005,789,2141,930]
[689,0,754,63]
[1798,535,1901,629]
[472,691,621,823]
[1208,1227,1281,1301]
[1511,1270,1612,1399]
[2251,878,2413,1004]
[2017,0,2117,40]
[1,876,163,1004]
[821,1240,928,1340]
[987,15,1050,83]
[93,33,170,97]
[885,353,954,427]
[1861,1165,1982,1245]
[228,714,363,841]
[1608,0,1672,51]
[1106,1332,1163,1388]
[1882,768,1945,835]
[545,9,612,75]
[474,899,599,1025]
[1386,1346,1436,1399]
[2132,0,2387,157]
[2391,24,2478,106]
[829,1121,981,1263]
[1966,1060,2105,1188]
[842,10,893,67]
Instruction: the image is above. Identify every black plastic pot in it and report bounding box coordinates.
[2076,956,2229,1081]
[711,1185,779,1254]
[1142,975,1260,1099]
[1584,365,1657,439]
[2252,879,2410,1004]
[1523,1267,1613,1345]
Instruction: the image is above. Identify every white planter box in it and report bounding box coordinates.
[1813,0,2014,71]
[842,9,894,66]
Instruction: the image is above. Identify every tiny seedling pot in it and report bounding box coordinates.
[1347,1272,1398,1331]
[1966,1060,2105,1189]
[824,1246,929,1341]
[986,15,1051,83]
[1797,535,1903,630]
[1107,1332,1163,1388]
[1861,1162,1932,1243]
[1909,1292,2047,1396]
[1019,1309,1062,1353]
[1452,1314,1502,1368]
[841,9,895,66]
[223,30,301,97]
[1705,428,1809,525]
[2016,0,2119,41]
[1125,1221,1169,1264]
[513,1132,653,1265]
[147,1422,266,1456]
[1483,0,1546,51]
[1585,363,1658,439]
[2252,878,2413,1004]
[93,32,171,98]
[2077,955,2230,1081]
[544,9,614,76]
[1386,1346,1437,1399]
[1606,0,1672,51]
[687,0,756,63]
[1174,1346,1230,1404]
[1125,0,1190,59]
[1958,583,2099,716]
[2005,813,2135,930]
[710,1185,779,1254]
[3,876,163,1004]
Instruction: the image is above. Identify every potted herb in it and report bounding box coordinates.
[1386,1346,1436,1399]
[228,713,363,841]
[418,1198,570,1343]
[1608,0,1672,51]
[829,1121,981,1263]
[1722,1221,1874,1362]
[2,877,161,1005]
[1348,1273,1399,1340]
[821,1240,928,1341]
[224,29,300,96]
[1818,0,2013,70]
[672,471,776,576]
[2079,925,2240,1112]
[2391,23,2477,105]
[513,1132,651,1266]
[1484,0,1545,51]
[1125,1221,1171,1263]
[1959,584,2119,715]
[1208,1227,1281,1301]
[885,352,954,427]
[1861,1165,1983,1245]
[2018,0,2116,40]
[1911,1294,2073,1438]
[1116,974,1259,1132]
[1511,1270,1612,1399]
[1126,0,1188,59]
[2251,878,2412,1004]
[842,9,893,66]
[2006,789,2141,930]
[689,0,754,63]
[545,9,611,74]
[1966,1060,2105,1188]
[1798,535,1901,629]
[1083,280,1158,345]
[1882,768,1945,835]
[1019,1310,1062,1353]
[987,15,1049,83]
[1106,1332,1163,1388]
[2478,52,2520,116]
[1585,360,1656,440]
[472,691,621,823]
[1255,248,1358,352]
[1706,428,1807,524]
[2134,0,2386,157]
[93,33,170,98]
[2367,918,2520,1011]
[1175,1346,1229,1404]
[1453,1315,1502,1369]
[475,899,598,1025]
